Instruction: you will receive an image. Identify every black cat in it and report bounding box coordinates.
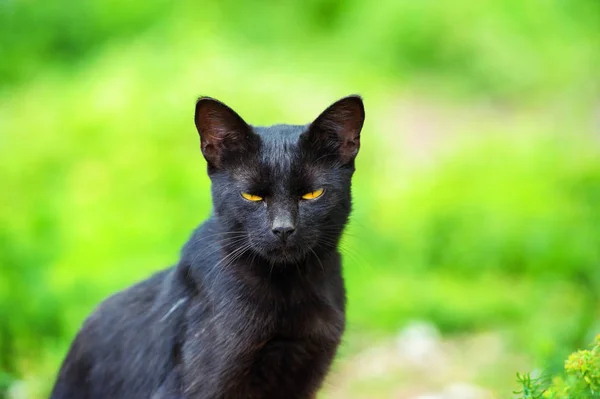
[50,94,365,399]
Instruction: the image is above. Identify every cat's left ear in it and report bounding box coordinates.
[194,97,258,169]
[305,95,365,164]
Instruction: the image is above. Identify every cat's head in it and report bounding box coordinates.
[194,95,365,264]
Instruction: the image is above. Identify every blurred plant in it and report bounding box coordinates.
[515,335,600,399]
[514,372,546,399]
[0,0,170,86]
[0,193,64,389]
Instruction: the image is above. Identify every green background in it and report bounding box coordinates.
[1,1,599,397]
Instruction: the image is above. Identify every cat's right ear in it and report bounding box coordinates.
[194,97,258,169]
[304,95,365,165]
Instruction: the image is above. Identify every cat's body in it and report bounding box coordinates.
[51,96,365,399]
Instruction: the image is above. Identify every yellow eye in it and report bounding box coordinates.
[241,192,263,202]
[302,188,324,200]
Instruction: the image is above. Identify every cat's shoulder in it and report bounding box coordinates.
[80,268,172,333]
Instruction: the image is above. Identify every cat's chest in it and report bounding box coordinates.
[267,295,344,340]
[248,277,344,336]
[220,267,344,334]
[181,273,345,397]
[187,283,343,344]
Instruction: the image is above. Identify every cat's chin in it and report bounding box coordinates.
[245,236,310,264]
[258,246,308,265]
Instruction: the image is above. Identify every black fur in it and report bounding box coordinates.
[50,95,365,399]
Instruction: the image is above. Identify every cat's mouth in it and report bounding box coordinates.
[267,251,306,263]
[245,234,311,264]
[256,242,308,264]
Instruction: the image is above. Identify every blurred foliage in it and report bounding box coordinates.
[1,0,599,397]
[515,335,600,398]
[2,0,599,98]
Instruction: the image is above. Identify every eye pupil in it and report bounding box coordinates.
[242,189,323,201]
[241,192,263,201]
[302,188,324,200]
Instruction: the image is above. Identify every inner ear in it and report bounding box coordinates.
[305,95,365,164]
[194,97,258,169]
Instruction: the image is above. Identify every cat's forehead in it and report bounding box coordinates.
[233,124,323,186]
[253,124,308,168]
[254,124,307,148]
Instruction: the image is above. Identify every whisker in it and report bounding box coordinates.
[188,235,249,264]
[205,243,253,298]
[309,248,325,273]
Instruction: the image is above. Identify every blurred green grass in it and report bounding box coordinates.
[1,0,599,397]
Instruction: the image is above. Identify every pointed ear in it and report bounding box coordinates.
[306,95,365,164]
[194,97,258,169]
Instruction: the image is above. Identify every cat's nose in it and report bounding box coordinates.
[272,226,295,241]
